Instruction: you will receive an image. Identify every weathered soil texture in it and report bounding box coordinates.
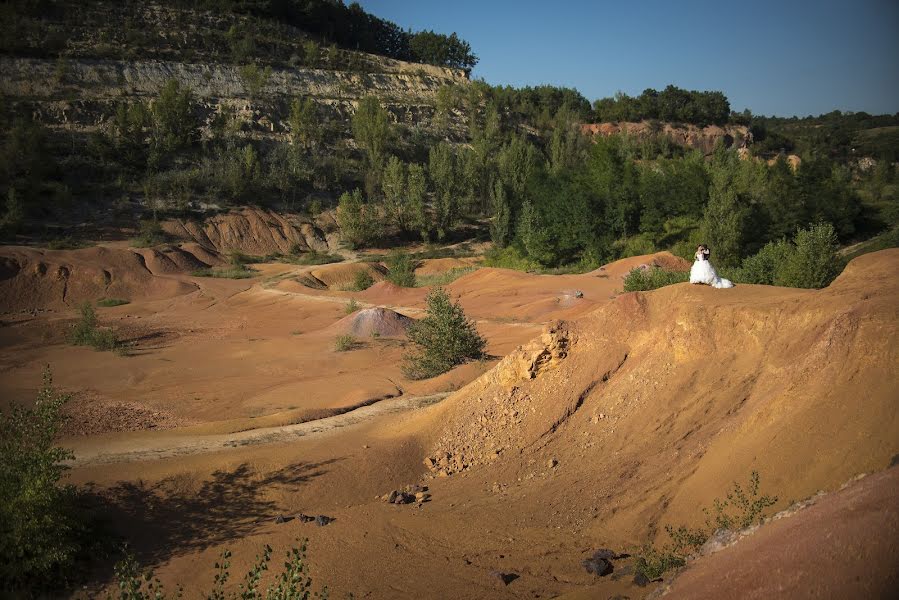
[0,244,896,599]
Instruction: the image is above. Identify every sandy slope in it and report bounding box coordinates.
[2,246,897,598]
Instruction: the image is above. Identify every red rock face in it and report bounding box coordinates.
[580,120,749,155]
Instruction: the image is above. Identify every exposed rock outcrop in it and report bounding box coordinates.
[581,121,750,155]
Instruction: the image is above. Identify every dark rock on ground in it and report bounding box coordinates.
[297,513,316,523]
[315,515,335,526]
[489,571,519,586]
[275,515,293,524]
[634,573,650,587]
[583,556,613,576]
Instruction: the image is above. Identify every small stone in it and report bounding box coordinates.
[386,490,398,503]
[274,515,292,524]
[582,556,613,576]
[633,573,650,587]
[315,515,334,526]
[297,514,315,523]
[548,458,558,469]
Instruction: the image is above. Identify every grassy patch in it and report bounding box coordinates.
[130,219,168,248]
[281,251,344,265]
[351,268,375,291]
[68,302,120,351]
[191,266,257,279]
[96,298,129,307]
[44,236,94,250]
[415,266,477,287]
[345,298,360,314]
[334,334,358,351]
[843,227,899,262]
[482,246,539,271]
[623,267,688,292]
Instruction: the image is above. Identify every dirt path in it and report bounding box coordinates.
[70,392,449,467]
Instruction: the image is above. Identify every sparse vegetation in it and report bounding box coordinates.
[131,219,167,248]
[69,302,119,351]
[112,540,330,599]
[633,471,778,581]
[334,334,357,352]
[352,269,375,291]
[191,266,256,279]
[285,250,344,266]
[345,298,360,314]
[415,266,477,288]
[402,287,485,379]
[0,368,93,592]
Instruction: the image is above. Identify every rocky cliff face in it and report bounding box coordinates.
[1,56,467,141]
[581,121,750,155]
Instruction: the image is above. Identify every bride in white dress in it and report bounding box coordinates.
[689,245,734,289]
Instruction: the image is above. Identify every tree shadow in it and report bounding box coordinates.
[85,458,343,568]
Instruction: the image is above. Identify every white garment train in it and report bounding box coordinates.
[689,251,734,289]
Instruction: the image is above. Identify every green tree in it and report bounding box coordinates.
[288,97,321,149]
[238,64,272,99]
[352,96,390,174]
[385,249,417,287]
[428,142,458,240]
[779,222,841,288]
[407,162,430,241]
[150,79,197,158]
[700,154,746,268]
[0,368,90,592]
[382,156,410,232]
[497,135,539,209]
[489,180,511,248]
[402,287,486,379]
[336,188,377,248]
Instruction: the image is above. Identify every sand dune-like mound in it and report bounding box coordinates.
[161,207,336,255]
[416,249,899,541]
[301,263,386,290]
[0,246,197,312]
[331,307,415,338]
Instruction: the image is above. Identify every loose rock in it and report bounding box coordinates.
[489,571,519,586]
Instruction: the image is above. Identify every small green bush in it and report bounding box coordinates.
[352,269,375,291]
[334,334,356,352]
[96,298,130,308]
[402,287,485,380]
[69,302,119,351]
[385,249,417,287]
[738,222,842,289]
[0,369,92,591]
[623,267,688,292]
[285,251,344,266]
[634,545,685,581]
[704,470,778,531]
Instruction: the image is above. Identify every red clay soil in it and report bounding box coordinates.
[330,307,415,338]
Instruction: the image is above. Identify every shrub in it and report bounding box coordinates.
[385,249,417,287]
[345,298,360,314]
[402,287,485,380]
[704,471,778,531]
[623,267,688,292]
[69,302,119,351]
[334,334,356,352]
[483,246,539,272]
[0,369,90,591]
[738,222,842,289]
[352,269,375,291]
[96,298,130,308]
[633,545,685,581]
[286,250,343,266]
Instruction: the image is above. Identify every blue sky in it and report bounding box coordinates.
[356,0,899,117]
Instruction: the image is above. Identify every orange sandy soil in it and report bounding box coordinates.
[1,245,897,599]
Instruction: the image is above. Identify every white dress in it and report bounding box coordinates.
[690,250,734,289]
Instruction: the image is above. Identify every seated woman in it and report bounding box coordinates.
[689,245,734,289]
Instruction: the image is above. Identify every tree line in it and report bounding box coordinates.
[592,85,731,127]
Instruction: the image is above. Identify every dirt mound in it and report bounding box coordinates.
[331,307,415,338]
[161,207,337,256]
[0,246,196,312]
[418,249,899,545]
[306,263,386,290]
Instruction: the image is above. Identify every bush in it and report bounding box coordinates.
[415,266,477,287]
[483,246,539,272]
[623,267,688,292]
[352,269,375,291]
[345,298,360,314]
[69,302,119,351]
[0,368,90,591]
[738,222,842,289]
[402,287,485,380]
[286,250,344,266]
[385,249,417,287]
[334,334,356,352]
